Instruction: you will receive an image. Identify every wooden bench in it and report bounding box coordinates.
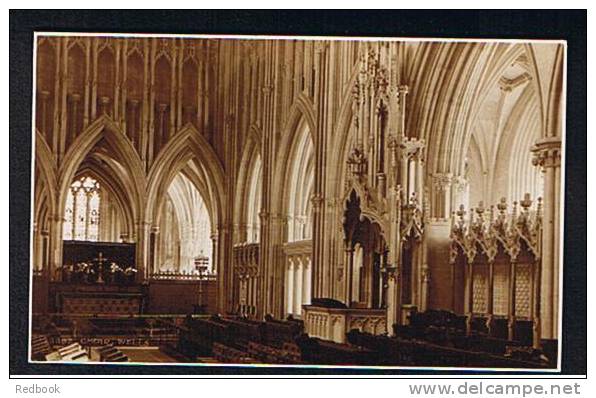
[212,342,255,364]
[346,329,549,368]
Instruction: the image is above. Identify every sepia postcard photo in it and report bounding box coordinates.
[28,31,566,371]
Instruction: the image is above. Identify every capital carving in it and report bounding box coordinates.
[400,137,425,160]
[532,137,561,169]
[382,264,399,282]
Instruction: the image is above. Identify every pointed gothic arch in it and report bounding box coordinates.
[234,136,262,244]
[524,43,566,139]
[72,160,136,241]
[234,126,263,244]
[145,124,225,229]
[57,116,145,223]
[273,98,317,212]
[280,117,315,242]
[157,172,213,272]
[34,130,57,225]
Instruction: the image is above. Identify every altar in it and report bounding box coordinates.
[50,283,147,315]
[60,240,137,283]
[50,240,146,315]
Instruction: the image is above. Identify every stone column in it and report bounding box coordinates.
[532,137,561,341]
[345,247,354,305]
[39,91,50,135]
[420,264,430,312]
[49,214,64,281]
[416,156,424,202]
[311,42,330,300]
[294,257,303,316]
[210,232,219,276]
[135,221,150,282]
[507,260,517,341]
[532,258,542,348]
[214,226,230,314]
[32,223,40,271]
[465,261,474,335]
[386,267,401,334]
[432,173,453,219]
[286,259,294,316]
[486,261,495,334]
[41,228,50,274]
[311,194,325,298]
[150,226,160,274]
[303,257,312,305]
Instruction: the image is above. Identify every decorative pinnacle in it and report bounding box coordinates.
[520,193,532,212]
[456,204,466,221]
[497,197,507,214]
[476,201,485,215]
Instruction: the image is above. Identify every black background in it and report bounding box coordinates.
[9,9,587,376]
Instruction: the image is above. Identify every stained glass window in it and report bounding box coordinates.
[63,176,101,241]
[88,191,100,241]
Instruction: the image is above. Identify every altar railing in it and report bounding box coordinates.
[149,270,217,281]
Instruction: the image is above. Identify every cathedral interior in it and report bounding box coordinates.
[30,35,564,368]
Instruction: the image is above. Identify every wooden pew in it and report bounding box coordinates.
[346,329,415,365]
[212,342,255,364]
[395,310,529,357]
[31,335,52,361]
[219,317,264,348]
[247,341,304,364]
[262,315,304,347]
[178,315,233,357]
[346,330,549,368]
[294,334,378,365]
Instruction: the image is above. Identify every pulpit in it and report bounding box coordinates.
[303,303,387,344]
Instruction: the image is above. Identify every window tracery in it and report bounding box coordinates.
[63,176,101,241]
